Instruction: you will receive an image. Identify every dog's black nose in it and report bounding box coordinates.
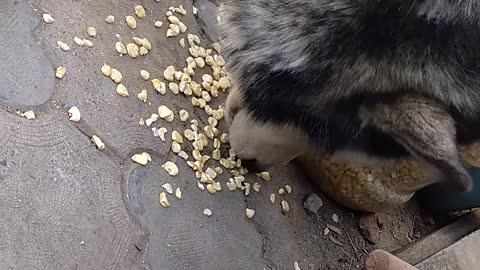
[241,159,264,173]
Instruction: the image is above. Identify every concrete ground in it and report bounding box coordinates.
[0,0,434,269]
[416,229,480,270]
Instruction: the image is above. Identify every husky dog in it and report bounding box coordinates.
[219,0,480,192]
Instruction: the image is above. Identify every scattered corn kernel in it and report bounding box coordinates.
[126,16,137,29]
[166,29,176,37]
[252,183,260,192]
[74,36,85,46]
[179,110,189,121]
[175,188,182,199]
[226,181,236,191]
[163,66,175,81]
[178,22,187,33]
[192,149,202,161]
[219,77,231,90]
[171,142,182,154]
[169,82,179,94]
[245,208,255,219]
[168,15,180,24]
[169,24,180,34]
[244,182,251,196]
[142,38,152,50]
[178,151,188,160]
[151,79,166,94]
[135,5,146,18]
[105,15,115,24]
[212,42,221,53]
[159,192,170,208]
[127,43,139,58]
[137,89,148,102]
[86,27,96,37]
[204,126,214,139]
[158,105,174,122]
[206,184,216,194]
[145,114,159,127]
[139,46,148,56]
[83,39,94,47]
[131,152,151,165]
[203,208,212,216]
[110,68,122,83]
[208,117,218,127]
[140,70,150,80]
[177,5,187,15]
[116,84,129,97]
[68,106,81,122]
[158,127,168,141]
[162,161,179,176]
[172,130,183,143]
[184,129,195,141]
[133,37,143,46]
[57,41,70,51]
[257,172,271,181]
[162,183,173,194]
[20,110,36,120]
[281,200,290,214]
[195,57,205,68]
[91,135,105,150]
[55,66,66,79]
[42,14,55,24]
[115,41,127,54]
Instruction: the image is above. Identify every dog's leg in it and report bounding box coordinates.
[360,96,473,192]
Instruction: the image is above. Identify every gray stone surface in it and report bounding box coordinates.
[395,210,480,266]
[0,0,54,106]
[128,165,265,270]
[0,0,435,269]
[416,229,480,270]
[0,110,145,270]
[195,0,220,42]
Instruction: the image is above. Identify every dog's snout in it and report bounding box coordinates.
[241,159,264,173]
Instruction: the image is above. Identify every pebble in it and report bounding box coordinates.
[303,193,323,214]
[332,213,339,223]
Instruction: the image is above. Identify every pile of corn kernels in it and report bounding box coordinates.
[43,4,296,222]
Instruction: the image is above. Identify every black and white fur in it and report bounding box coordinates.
[220,0,480,192]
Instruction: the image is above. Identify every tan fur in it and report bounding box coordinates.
[229,110,310,166]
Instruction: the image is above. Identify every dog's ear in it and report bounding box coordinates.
[360,96,473,192]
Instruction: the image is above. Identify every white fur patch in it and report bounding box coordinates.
[228,109,310,166]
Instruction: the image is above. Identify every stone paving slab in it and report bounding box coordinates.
[128,165,265,270]
[0,0,54,107]
[0,110,146,270]
[416,229,480,270]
